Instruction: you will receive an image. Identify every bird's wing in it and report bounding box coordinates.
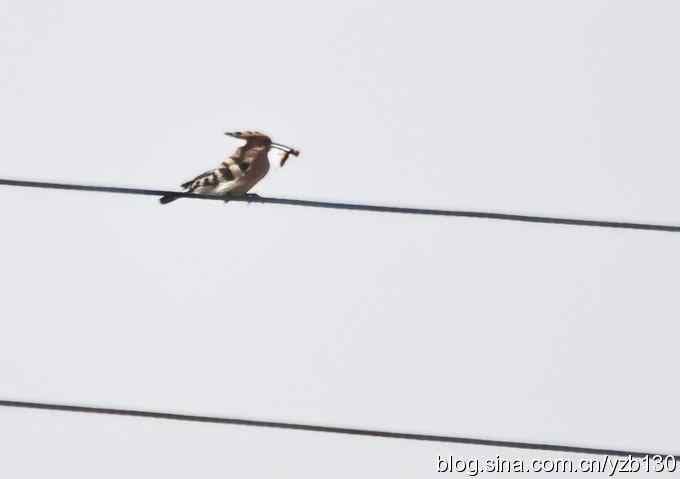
[181,170,216,190]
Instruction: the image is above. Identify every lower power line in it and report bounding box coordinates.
[0,399,677,459]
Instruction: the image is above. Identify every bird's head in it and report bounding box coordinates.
[225,130,300,166]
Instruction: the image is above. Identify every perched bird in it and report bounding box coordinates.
[159,130,299,205]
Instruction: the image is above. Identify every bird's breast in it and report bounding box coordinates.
[227,153,270,194]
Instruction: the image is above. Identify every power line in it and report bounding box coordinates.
[1,178,679,233]
[1,399,677,459]
[1,180,677,457]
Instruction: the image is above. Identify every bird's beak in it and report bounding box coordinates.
[272,142,296,151]
[225,132,241,138]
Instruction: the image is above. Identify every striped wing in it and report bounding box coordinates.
[181,164,243,191]
[180,147,258,192]
[181,170,215,190]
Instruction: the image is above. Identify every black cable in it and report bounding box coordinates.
[1,399,677,459]
[1,178,679,232]
[3,178,676,456]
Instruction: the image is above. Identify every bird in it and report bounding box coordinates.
[159,130,299,205]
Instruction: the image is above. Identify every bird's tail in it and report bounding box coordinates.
[159,194,181,205]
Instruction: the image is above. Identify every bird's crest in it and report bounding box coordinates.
[225,130,271,141]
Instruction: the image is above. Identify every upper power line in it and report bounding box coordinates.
[1,178,679,233]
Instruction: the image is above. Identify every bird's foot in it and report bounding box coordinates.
[244,193,262,203]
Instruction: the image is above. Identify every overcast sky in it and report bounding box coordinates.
[1,0,679,476]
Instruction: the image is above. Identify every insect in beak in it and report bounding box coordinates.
[271,142,300,166]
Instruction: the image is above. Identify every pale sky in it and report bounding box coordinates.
[1,0,678,476]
